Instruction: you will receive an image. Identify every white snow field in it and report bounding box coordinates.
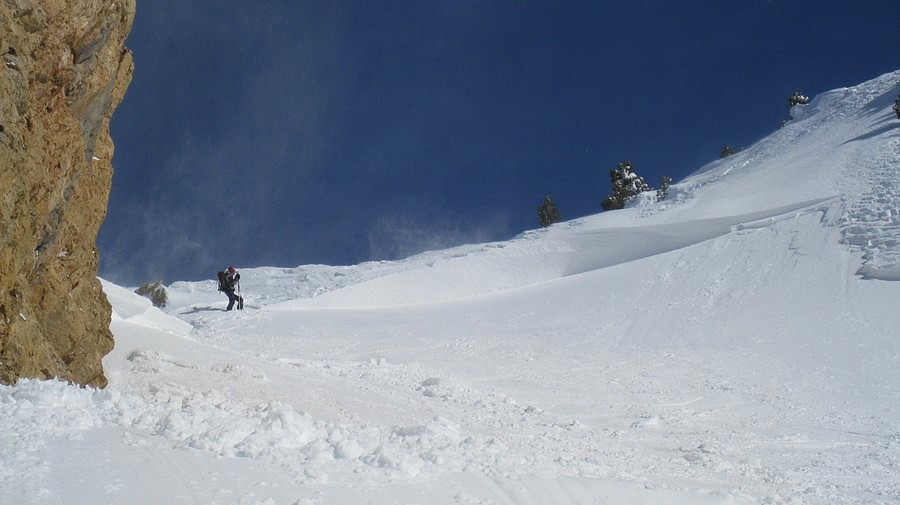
[2,70,899,505]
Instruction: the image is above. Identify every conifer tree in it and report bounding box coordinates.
[788,91,810,109]
[537,195,562,227]
[601,160,650,211]
[656,176,672,201]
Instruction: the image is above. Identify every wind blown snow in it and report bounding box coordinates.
[2,71,899,505]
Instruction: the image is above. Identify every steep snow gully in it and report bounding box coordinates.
[0,71,898,505]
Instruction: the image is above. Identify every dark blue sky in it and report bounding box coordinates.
[98,1,899,286]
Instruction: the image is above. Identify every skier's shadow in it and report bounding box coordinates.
[179,305,224,315]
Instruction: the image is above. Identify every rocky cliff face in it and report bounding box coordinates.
[0,0,135,387]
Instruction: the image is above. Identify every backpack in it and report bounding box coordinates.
[216,270,228,291]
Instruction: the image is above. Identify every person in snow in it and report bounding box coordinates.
[217,266,243,311]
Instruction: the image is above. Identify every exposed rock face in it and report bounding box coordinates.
[0,0,135,387]
[135,281,167,308]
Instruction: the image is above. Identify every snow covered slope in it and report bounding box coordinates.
[2,70,898,505]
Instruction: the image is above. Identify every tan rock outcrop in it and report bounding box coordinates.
[0,0,135,387]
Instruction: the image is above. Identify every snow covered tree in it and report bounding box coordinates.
[656,176,672,201]
[601,160,650,211]
[783,92,811,127]
[788,91,810,109]
[537,195,562,227]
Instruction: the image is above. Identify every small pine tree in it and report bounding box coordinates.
[601,160,650,211]
[656,176,672,201]
[788,91,810,109]
[783,92,811,127]
[537,195,562,227]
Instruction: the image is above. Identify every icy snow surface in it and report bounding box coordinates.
[2,71,899,505]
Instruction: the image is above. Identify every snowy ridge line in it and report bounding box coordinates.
[265,197,842,310]
[561,197,840,278]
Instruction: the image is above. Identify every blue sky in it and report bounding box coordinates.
[98,1,898,286]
